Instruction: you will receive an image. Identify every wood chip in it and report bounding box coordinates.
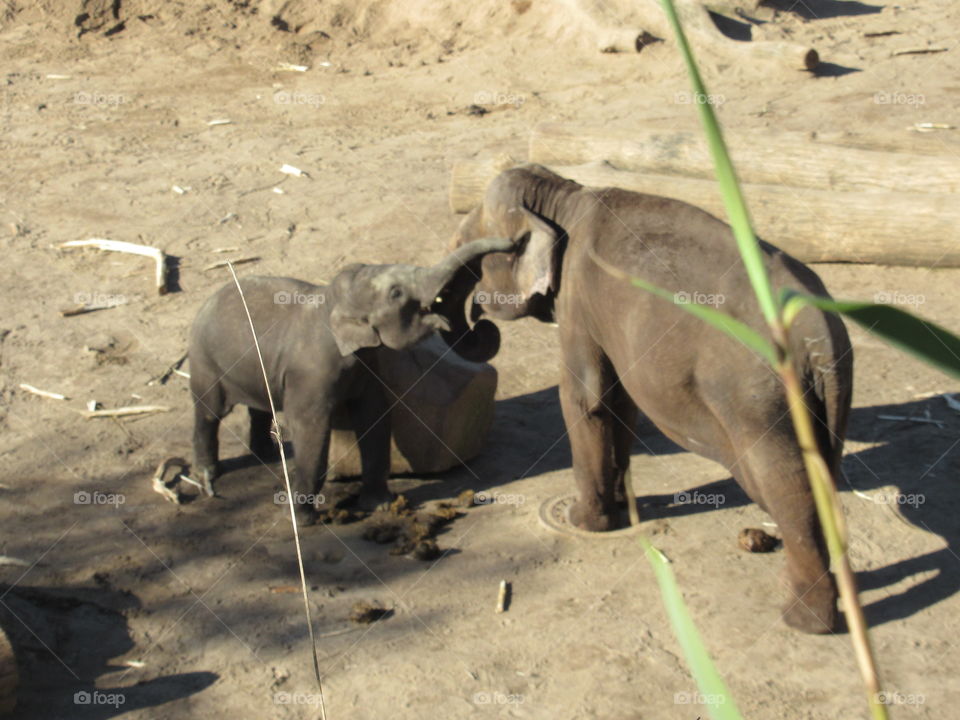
[19,383,68,401]
[277,63,309,72]
[496,579,510,613]
[279,164,308,177]
[207,119,232,126]
[60,238,169,295]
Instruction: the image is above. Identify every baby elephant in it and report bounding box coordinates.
[188,237,512,523]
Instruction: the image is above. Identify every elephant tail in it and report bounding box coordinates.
[790,313,853,476]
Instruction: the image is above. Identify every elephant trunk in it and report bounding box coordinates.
[415,237,513,363]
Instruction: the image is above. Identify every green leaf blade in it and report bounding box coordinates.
[641,538,744,720]
[658,0,778,327]
[782,290,960,380]
[627,276,776,364]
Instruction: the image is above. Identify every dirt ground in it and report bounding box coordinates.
[1,1,959,718]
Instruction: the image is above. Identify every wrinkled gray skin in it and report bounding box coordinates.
[451,165,853,634]
[189,237,512,524]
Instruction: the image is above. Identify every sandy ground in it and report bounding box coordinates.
[1,1,959,718]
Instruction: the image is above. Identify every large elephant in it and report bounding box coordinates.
[450,164,853,634]
[189,237,512,524]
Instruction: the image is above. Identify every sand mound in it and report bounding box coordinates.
[1,0,657,60]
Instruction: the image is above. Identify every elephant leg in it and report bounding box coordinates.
[191,381,225,497]
[559,350,622,532]
[735,442,837,634]
[248,408,278,462]
[610,384,640,520]
[286,408,331,526]
[349,383,394,512]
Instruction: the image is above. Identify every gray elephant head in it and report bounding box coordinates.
[450,166,570,325]
[328,237,514,361]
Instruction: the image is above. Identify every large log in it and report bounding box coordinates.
[560,0,817,69]
[449,159,960,267]
[449,153,519,214]
[530,123,960,195]
[328,336,497,478]
[0,625,16,716]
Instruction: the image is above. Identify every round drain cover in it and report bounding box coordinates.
[537,493,644,538]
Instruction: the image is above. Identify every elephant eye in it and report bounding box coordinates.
[389,286,403,301]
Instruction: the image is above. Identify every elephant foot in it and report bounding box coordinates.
[357,488,395,513]
[293,506,318,527]
[569,500,622,532]
[781,576,838,634]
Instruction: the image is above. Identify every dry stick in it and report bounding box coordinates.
[18,383,68,401]
[203,256,260,272]
[226,262,326,719]
[81,405,170,419]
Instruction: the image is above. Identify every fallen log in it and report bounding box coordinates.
[449,153,520,214]
[449,159,960,267]
[529,123,960,195]
[560,0,817,69]
[328,336,497,478]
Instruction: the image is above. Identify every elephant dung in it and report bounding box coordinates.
[738,528,779,553]
[327,335,497,478]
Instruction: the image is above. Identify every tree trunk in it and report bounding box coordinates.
[564,0,817,69]
[449,159,960,267]
[328,336,498,478]
[529,123,960,195]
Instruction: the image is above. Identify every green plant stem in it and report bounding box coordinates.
[658,0,779,328]
[778,360,886,720]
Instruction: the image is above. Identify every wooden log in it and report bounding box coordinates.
[0,625,17,716]
[529,123,960,195]
[449,159,960,267]
[327,336,497,478]
[449,153,519,214]
[562,0,817,69]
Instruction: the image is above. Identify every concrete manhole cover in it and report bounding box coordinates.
[537,493,645,538]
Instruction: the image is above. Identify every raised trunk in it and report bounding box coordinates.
[417,238,514,362]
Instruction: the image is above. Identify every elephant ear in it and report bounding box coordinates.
[515,208,559,299]
[329,264,382,356]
